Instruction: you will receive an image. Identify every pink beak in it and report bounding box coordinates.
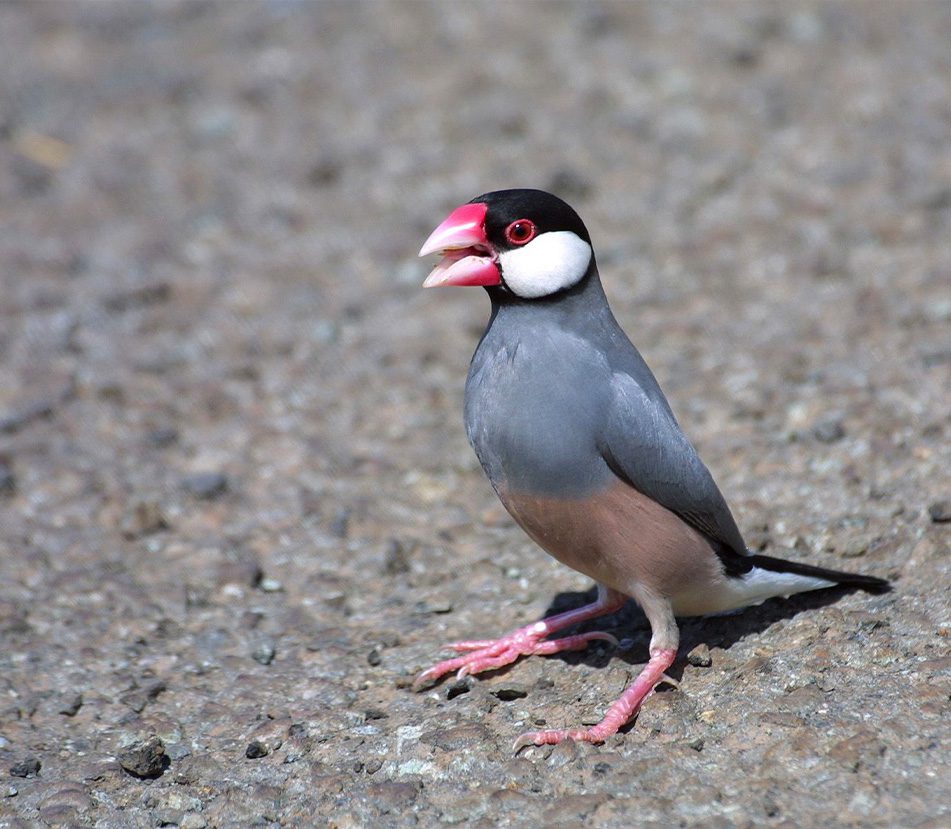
[419,202,501,288]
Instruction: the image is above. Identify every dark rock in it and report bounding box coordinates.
[120,680,167,713]
[687,643,713,667]
[120,498,170,538]
[103,282,171,312]
[364,758,383,774]
[118,736,169,779]
[446,677,472,699]
[382,538,411,574]
[9,757,41,778]
[147,426,179,447]
[329,508,350,538]
[216,557,263,588]
[58,693,83,717]
[245,740,268,759]
[366,647,382,666]
[490,683,529,701]
[928,500,951,523]
[813,418,846,443]
[308,157,341,187]
[182,472,229,499]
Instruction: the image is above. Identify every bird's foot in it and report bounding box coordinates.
[512,647,678,753]
[412,623,618,691]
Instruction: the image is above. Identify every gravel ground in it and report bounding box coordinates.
[1,2,949,827]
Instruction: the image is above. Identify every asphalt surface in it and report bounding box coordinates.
[1,2,949,827]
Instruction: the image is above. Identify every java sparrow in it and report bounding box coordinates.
[415,189,889,750]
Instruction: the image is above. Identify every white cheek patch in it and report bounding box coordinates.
[498,231,592,299]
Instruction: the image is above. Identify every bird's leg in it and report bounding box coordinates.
[512,647,677,751]
[513,585,680,751]
[412,585,627,691]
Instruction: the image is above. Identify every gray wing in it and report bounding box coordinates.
[599,371,751,566]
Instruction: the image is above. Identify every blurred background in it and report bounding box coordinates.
[1,2,948,827]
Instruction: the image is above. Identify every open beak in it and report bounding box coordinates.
[419,202,501,288]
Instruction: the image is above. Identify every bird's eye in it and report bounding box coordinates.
[505,219,537,246]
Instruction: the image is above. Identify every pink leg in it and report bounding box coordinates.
[512,647,678,751]
[413,586,627,691]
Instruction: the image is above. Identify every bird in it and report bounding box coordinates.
[414,188,890,751]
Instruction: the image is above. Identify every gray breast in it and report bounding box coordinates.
[464,325,614,499]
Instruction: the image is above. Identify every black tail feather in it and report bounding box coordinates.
[749,553,891,594]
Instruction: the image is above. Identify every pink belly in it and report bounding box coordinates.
[499,480,725,600]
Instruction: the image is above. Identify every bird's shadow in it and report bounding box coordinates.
[536,583,888,680]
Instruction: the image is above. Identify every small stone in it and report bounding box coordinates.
[688,737,705,751]
[840,534,871,558]
[9,757,41,778]
[415,599,452,614]
[490,683,529,701]
[118,736,168,779]
[252,641,276,665]
[364,758,383,774]
[382,539,411,575]
[813,418,846,443]
[147,427,179,448]
[446,677,471,700]
[121,499,169,539]
[367,648,382,666]
[245,740,268,759]
[58,693,83,717]
[687,643,713,667]
[4,785,16,797]
[182,472,228,499]
[180,815,207,829]
[120,680,167,713]
[928,500,951,523]
[259,577,284,593]
[329,508,350,538]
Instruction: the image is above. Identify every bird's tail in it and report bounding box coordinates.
[749,553,891,593]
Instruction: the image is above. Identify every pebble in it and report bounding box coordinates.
[245,739,269,759]
[182,472,229,499]
[252,641,276,665]
[259,577,284,592]
[120,498,170,538]
[329,508,350,538]
[58,693,83,717]
[118,736,168,778]
[838,533,872,558]
[928,500,951,523]
[147,426,179,448]
[9,757,41,778]
[382,538,411,574]
[812,418,846,443]
[367,648,382,666]
[490,683,529,701]
[687,643,713,667]
[446,677,471,699]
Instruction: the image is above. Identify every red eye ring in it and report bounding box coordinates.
[504,219,537,246]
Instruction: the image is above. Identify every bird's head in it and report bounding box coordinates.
[419,189,594,299]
